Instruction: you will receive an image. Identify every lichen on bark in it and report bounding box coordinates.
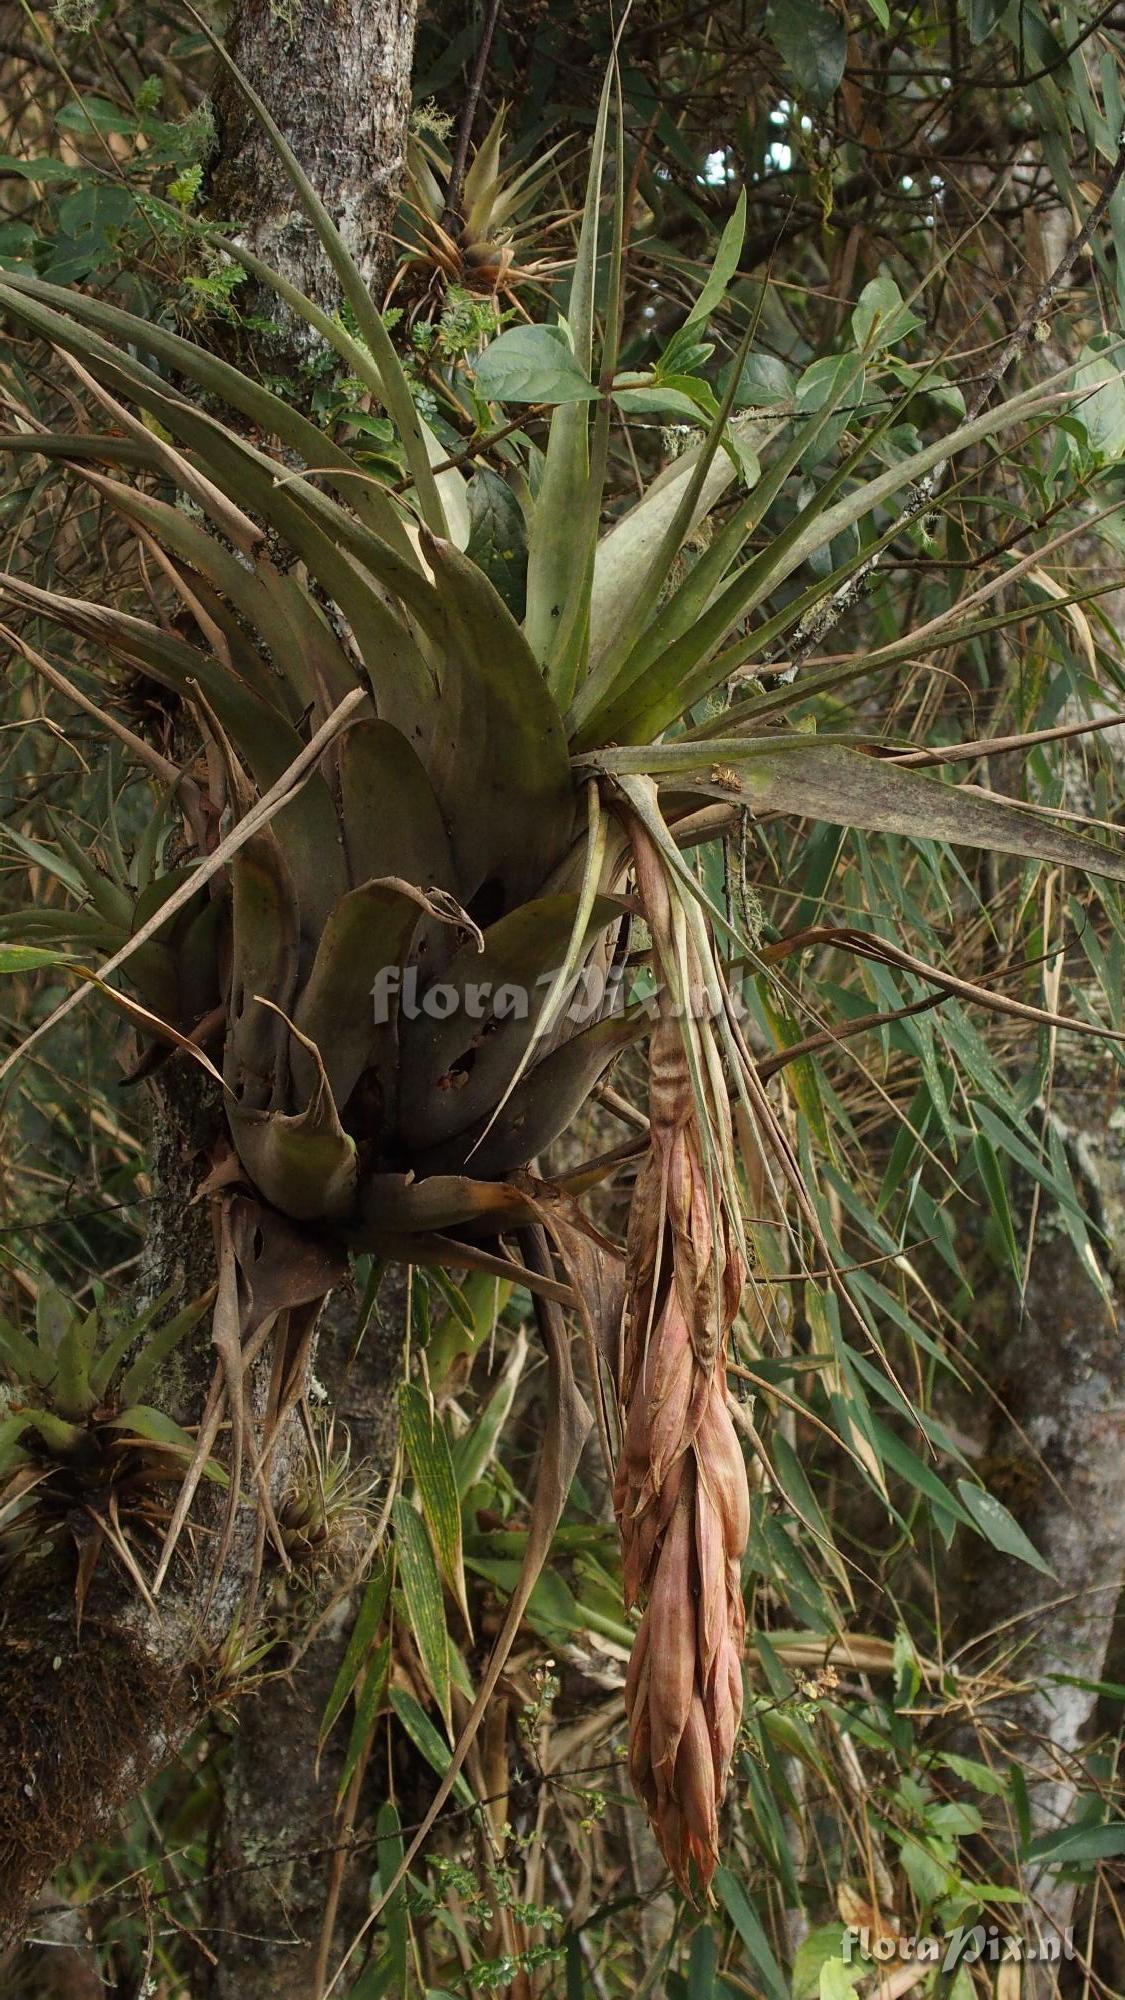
[210,0,420,340]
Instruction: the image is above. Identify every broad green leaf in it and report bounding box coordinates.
[0,155,79,182]
[1025,1821,1125,1865]
[465,468,527,615]
[955,1480,1054,1577]
[765,0,847,103]
[393,1495,452,1729]
[851,276,920,352]
[684,188,747,328]
[793,1928,849,2000]
[935,1752,1009,1797]
[473,323,599,404]
[1073,337,1125,458]
[399,1382,471,1631]
[820,1962,864,2000]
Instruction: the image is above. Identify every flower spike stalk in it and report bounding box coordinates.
[615,815,750,1896]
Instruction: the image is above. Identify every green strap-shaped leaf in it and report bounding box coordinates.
[581,737,1125,881]
[0,1314,51,1387]
[225,835,301,1113]
[585,410,768,673]
[50,1309,98,1421]
[335,721,455,895]
[524,64,613,684]
[290,876,436,1114]
[118,1292,215,1408]
[396,892,622,1152]
[0,271,414,554]
[418,532,576,915]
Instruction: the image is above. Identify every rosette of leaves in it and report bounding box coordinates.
[394,103,567,308]
[2,43,1124,1890]
[0,1284,215,1608]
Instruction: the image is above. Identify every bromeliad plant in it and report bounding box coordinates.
[2,47,1125,1894]
[0,1283,215,1609]
[392,102,568,312]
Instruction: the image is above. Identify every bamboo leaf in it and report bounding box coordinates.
[399,1382,471,1633]
[955,1479,1055,1577]
[338,1638,392,1800]
[578,369,1074,742]
[449,1330,527,1497]
[393,1493,452,1730]
[0,945,73,974]
[713,1868,789,2000]
[387,1686,475,1806]
[320,1554,393,1747]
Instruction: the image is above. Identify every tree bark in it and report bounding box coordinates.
[210,0,419,327]
[205,1268,406,2000]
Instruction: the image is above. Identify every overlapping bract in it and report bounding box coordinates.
[615,825,750,1894]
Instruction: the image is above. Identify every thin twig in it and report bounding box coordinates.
[440,0,503,231]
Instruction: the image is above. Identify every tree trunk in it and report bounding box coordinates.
[210,0,419,327]
[205,1269,406,2000]
[0,2,422,1952]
